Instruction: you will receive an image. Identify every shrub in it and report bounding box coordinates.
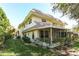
[4,33,12,39]
[22,35,31,43]
[16,35,21,39]
[4,38,59,56]
[5,39,27,53]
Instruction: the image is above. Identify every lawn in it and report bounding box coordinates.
[72,41,79,50]
[0,38,60,56]
[1,38,79,56]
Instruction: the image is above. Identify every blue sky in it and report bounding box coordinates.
[0,3,77,29]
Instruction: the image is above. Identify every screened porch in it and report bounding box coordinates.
[37,28,68,45]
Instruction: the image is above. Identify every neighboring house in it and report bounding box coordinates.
[18,9,71,48]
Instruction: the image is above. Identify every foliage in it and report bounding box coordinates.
[4,38,59,56]
[0,8,10,29]
[22,34,31,43]
[54,37,72,47]
[0,8,11,46]
[5,26,16,39]
[73,25,79,32]
[0,26,4,36]
[16,35,21,39]
[52,3,79,36]
[52,3,79,31]
[72,41,79,51]
[52,3,79,20]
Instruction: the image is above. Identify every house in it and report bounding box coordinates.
[18,9,71,48]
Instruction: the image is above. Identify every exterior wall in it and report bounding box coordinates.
[32,16,41,22]
[26,31,33,42]
[31,16,52,24]
[23,15,64,30]
[34,30,39,39]
[26,30,39,40]
[26,32,32,39]
[31,16,64,27]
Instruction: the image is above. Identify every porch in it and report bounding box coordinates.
[33,28,69,48]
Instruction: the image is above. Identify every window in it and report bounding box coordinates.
[53,23,56,25]
[40,30,43,38]
[42,19,46,22]
[61,32,66,37]
[39,30,49,38]
[45,30,49,37]
[32,32,34,39]
[29,19,32,24]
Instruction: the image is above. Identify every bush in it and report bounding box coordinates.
[4,33,12,39]
[16,35,21,39]
[22,35,31,43]
[4,38,59,56]
[5,39,27,52]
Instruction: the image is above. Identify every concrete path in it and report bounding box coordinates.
[60,48,79,56]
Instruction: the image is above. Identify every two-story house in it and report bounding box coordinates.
[18,9,70,48]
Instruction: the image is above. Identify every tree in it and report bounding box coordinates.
[52,4,79,49]
[52,3,79,20]
[73,25,79,32]
[52,3,79,32]
[0,8,10,28]
[5,26,16,39]
[0,7,10,46]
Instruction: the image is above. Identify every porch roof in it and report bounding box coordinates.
[67,30,79,35]
[22,21,67,32]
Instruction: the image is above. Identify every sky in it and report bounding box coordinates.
[0,3,77,29]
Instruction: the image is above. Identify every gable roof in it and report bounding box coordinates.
[18,9,66,29]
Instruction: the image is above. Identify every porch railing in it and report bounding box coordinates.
[39,38,50,43]
[34,38,60,48]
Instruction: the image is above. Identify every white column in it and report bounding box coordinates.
[50,28,53,45]
[59,30,61,39]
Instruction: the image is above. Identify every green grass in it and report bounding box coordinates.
[72,41,79,49]
[0,52,16,56]
[0,38,59,56]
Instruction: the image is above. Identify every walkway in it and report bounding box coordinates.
[60,48,79,56]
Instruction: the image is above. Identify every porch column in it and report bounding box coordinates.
[59,30,61,39]
[43,30,45,42]
[50,28,53,45]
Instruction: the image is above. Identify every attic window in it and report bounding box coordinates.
[42,19,46,22]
